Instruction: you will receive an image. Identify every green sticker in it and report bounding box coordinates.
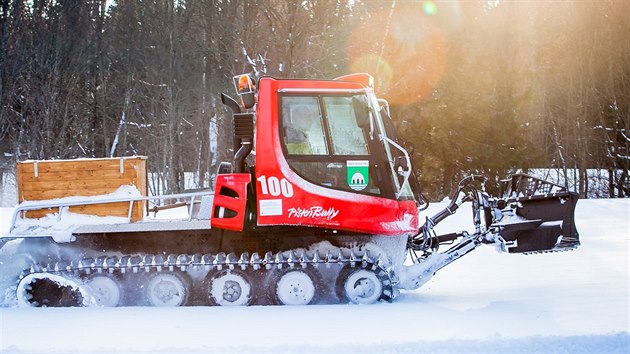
[347,160,369,191]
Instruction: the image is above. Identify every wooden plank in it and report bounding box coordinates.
[24,208,60,219]
[20,187,141,200]
[18,159,146,180]
[24,201,145,220]
[137,158,149,202]
[19,168,139,182]
[69,202,144,217]
[17,157,147,174]
[17,157,148,222]
[20,180,143,192]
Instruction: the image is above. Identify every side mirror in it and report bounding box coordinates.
[352,96,370,128]
[380,106,390,121]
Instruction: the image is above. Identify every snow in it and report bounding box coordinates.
[17,185,142,208]
[7,185,142,242]
[1,198,629,353]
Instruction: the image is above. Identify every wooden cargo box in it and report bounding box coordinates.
[17,156,148,221]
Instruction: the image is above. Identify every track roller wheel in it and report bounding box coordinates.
[274,269,317,305]
[85,274,122,307]
[17,273,88,307]
[336,265,387,305]
[145,272,190,307]
[206,270,252,306]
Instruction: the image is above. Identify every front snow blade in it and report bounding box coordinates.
[494,174,579,254]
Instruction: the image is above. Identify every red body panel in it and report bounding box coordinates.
[254,77,418,236]
[211,173,251,232]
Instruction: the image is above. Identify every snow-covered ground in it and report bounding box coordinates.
[0,198,628,353]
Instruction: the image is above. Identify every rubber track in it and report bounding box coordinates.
[18,249,396,306]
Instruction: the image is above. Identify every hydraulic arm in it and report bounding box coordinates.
[402,174,579,290]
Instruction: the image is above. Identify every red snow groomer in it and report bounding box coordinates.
[2,73,579,307]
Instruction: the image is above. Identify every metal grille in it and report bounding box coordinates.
[499,173,566,198]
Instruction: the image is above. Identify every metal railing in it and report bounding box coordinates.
[499,173,566,198]
[10,190,214,232]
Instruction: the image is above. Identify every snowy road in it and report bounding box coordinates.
[1,199,628,353]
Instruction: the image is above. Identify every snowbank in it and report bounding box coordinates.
[0,198,628,353]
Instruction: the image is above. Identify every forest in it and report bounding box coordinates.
[0,0,628,200]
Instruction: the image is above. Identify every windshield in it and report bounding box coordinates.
[279,91,413,200]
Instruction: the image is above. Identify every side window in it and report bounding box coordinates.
[282,96,328,155]
[323,97,369,155]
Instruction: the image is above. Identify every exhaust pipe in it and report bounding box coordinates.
[220,93,254,174]
[233,138,252,174]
